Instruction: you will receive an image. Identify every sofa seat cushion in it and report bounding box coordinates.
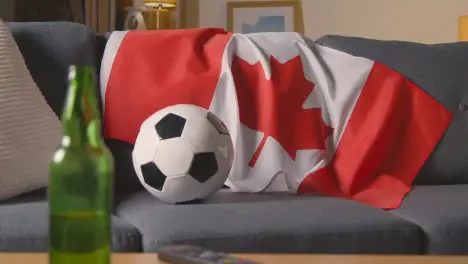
[315,35,468,185]
[115,190,420,254]
[0,189,142,252]
[391,185,468,254]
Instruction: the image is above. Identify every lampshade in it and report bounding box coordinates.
[459,15,468,41]
[144,0,176,8]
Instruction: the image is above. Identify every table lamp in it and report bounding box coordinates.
[459,15,468,41]
[124,0,177,30]
[144,0,176,8]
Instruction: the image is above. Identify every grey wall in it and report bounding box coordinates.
[0,0,15,21]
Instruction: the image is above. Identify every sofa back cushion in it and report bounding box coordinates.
[7,22,97,117]
[316,35,468,185]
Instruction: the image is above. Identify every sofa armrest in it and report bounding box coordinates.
[6,22,96,117]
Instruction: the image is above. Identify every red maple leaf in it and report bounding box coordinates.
[232,55,334,167]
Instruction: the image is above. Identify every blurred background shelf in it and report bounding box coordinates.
[2,0,199,33]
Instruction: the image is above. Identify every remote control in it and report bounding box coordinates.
[157,245,261,264]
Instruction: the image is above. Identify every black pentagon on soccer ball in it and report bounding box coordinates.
[189,152,219,183]
[141,162,167,191]
[155,113,186,140]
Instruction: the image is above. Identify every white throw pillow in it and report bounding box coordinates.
[0,19,60,200]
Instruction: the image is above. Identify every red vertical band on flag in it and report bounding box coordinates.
[104,28,232,144]
[298,62,453,209]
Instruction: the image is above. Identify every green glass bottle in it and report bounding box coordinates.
[48,65,114,264]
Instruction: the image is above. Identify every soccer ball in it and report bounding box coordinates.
[132,104,234,204]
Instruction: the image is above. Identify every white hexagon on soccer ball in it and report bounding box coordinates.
[154,138,194,177]
[181,118,217,153]
[161,175,201,203]
[133,123,161,165]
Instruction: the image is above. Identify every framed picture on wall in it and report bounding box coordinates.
[227,0,303,34]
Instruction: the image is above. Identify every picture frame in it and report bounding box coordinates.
[227,0,303,34]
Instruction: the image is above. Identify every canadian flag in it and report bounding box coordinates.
[101,28,452,209]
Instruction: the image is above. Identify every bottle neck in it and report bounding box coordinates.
[61,66,103,148]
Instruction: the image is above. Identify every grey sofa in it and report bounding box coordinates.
[3,21,468,255]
